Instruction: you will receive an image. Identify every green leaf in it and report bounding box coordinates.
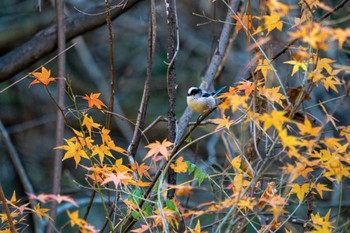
[131,210,141,220]
[186,161,196,174]
[194,168,206,185]
[166,199,176,211]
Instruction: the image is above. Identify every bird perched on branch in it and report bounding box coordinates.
[187,86,226,114]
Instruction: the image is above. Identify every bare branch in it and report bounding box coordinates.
[0,0,142,82]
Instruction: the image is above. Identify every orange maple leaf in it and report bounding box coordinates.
[29,66,56,87]
[144,139,173,161]
[130,162,152,180]
[170,156,188,173]
[82,93,107,109]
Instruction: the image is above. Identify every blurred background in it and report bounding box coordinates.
[1,0,350,232]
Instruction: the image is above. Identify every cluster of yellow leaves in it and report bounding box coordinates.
[289,22,350,50]
[284,52,342,92]
[307,209,334,233]
[56,115,126,167]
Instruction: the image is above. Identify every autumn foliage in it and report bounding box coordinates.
[1,0,350,233]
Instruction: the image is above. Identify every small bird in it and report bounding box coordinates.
[187,86,226,114]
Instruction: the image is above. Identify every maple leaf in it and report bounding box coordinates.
[188,219,208,233]
[258,86,285,107]
[237,197,256,212]
[255,59,273,80]
[296,117,322,136]
[112,158,132,173]
[231,12,253,38]
[82,93,107,109]
[321,76,341,93]
[316,57,335,74]
[332,28,349,47]
[130,162,152,180]
[170,156,188,173]
[259,109,290,132]
[67,210,85,228]
[92,144,114,163]
[235,80,260,96]
[55,139,89,168]
[254,13,283,35]
[266,195,288,219]
[212,115,233,130]
[279,129,302,149]
[314,183,332,199]
[82,114,101,135]
[29,66,56,87]
[284,59,308,76]
[310,209,335,232]
[290,183,311,202]
[101,171,133,188]
[33,203,52,221]
[144,139,173,161]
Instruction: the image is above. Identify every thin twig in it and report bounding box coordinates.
[105,0,115,129]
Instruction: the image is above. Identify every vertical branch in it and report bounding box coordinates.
[165,0,179,199]
[105,0,115,129]
[117,1,156,231]
[126,0,156,162]
[47,0,66,232]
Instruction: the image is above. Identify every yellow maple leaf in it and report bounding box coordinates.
[188,219,208,233]
[259,109,290,132]
[29,66,56,87]
[284,59,308,76]
[67,210,85,228]
[296,117,322,136]
[92,144,114,163]
[314,183,332,199]
[55,139,89,168]
[310,209,335,232]
[255,59,273,80]
[321,76,341,93]
[82,93,107,109]
[254,13,283,35]
[82,114,101,135]
[170,156,188,173]
[290,183,311,202]
[34,203,52,221]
